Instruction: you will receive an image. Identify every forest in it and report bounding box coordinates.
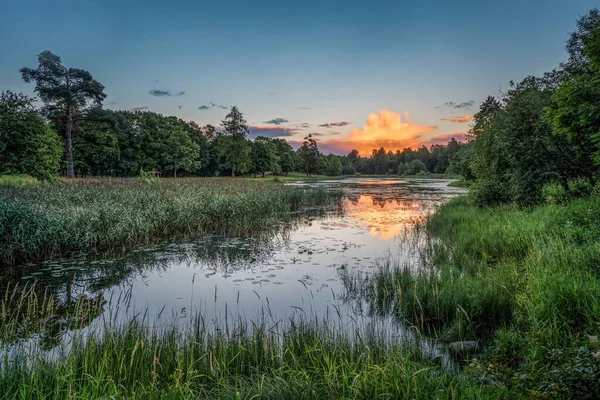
[2,51,463,181]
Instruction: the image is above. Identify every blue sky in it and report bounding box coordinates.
[1,0,597,154]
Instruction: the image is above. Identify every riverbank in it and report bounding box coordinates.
[6,181,593,398]
[0,178,341,266]
[0,287,499,400]
[350,195,600,398]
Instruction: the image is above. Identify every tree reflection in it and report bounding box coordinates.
[0,207,334,347]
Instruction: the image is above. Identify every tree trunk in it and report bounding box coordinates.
[65,110,75,178]
[262,171,265,178]
[232,168,235,178]
[173,167,177,178]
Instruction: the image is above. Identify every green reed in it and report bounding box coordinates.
[345,195,600,398]
[0,285,497,400]
[0,178,341,266]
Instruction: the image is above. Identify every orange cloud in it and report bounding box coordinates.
[440,115,473,123]
[318,110,437,155]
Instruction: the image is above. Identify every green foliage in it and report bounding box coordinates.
[136,169,160,184]
[543,183,568,204]
[0,178,340,266]
[326,155,343,176]
[20,51,106,178]
[220,106,251,177]
[0,297,498,399]
[299,134,320,176]
[0,174,39,186]
[397,159,427,176]
[544,74,600,174]
[250,136,276,177]
[164,128,201,177]
[347,195,600,398]
[463,9,600,207]
[0,91,62,180]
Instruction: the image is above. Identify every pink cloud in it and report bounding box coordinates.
[440,115,473,123]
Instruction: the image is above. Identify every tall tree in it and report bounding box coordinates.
[164,128,201,177]
[327,155,343,176]
[220,106,250,177]
[250,136,275,177]
[20,51,106,177]
[299,134,320,177]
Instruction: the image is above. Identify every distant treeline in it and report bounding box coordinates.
[454,9,600,206]
[1,52,463,180]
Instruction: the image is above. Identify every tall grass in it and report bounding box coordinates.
[346,196,600,398]
[0,174,39,187]
[0,178,341,266]
[0,286,497,399]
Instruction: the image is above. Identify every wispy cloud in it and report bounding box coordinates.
[148,89,171,97]
[198,102,228,111]
[148,89,185,97]
[264,118,289,125]
[248,125,296,139]
[310,132,341,137]
[426,132,468,144]
[444,100,474,109]
[440,115,474,123]
[130,106,149,112]
[317,121,351,128]
[297,107,310,110]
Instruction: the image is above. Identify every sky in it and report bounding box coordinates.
[1,0,598,155]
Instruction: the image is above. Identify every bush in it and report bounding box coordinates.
[0,174,39,187]
[543,183,568,204]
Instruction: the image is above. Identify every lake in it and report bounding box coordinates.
[1,178,465,352]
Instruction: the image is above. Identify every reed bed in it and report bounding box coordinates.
[345,196,600,398]
[0,285,496,399]
[0,178,341,266]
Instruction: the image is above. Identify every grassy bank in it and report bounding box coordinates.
[242,171,347,183]
[348,195,600,398]
[0,178,340,266]
[0,287,497,400]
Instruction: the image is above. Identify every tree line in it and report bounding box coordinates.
[1,51,463,180]
[453,8,600,206]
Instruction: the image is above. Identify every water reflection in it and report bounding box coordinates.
[0,178,465,349]
[344,195,425,239]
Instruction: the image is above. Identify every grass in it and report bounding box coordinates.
[447,179,470,188]
[344,195,600,398]
[0,174,39,187]
[0,285,498,400]
[0,177,341,266]
[243,171,346,183]
[5,179,599,397]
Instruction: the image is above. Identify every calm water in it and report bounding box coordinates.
[2,178,465,351]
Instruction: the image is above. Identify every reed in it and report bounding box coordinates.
[0,178,341,266]
[345,196,600,398]
[0,285,497,399]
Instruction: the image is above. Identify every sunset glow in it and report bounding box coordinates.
[344,195,428,240]
[317,110,438,155]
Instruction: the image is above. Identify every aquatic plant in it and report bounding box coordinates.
[0,286,497,399]
[0,178,341,266]
[345,195,600,398]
